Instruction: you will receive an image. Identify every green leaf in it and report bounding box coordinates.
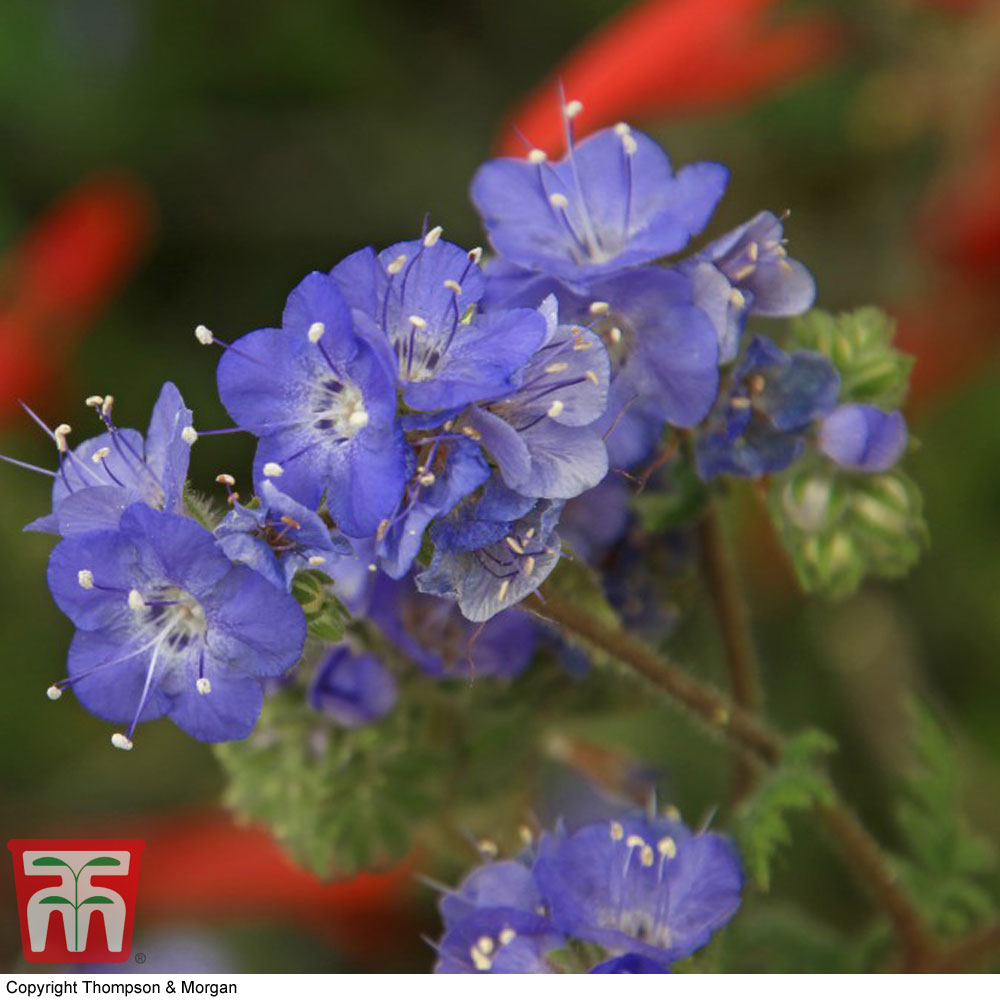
[38,896,72,905]
[81,857,120,867]
[787,307,914,409]
[735,729,836,891]
[31,857,70,867]
[81,896,114,905]
[291,569,349,642]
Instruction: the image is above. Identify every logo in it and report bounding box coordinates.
[8,839,145,963]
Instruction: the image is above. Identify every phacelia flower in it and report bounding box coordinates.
[309,645,398,727]
[215,479,351,591]
[214,272,410,537]
[818,403,907,473]
[46,503,306,746]
[434,909,563,974]
[12,383,194,536]
[682,210,816,362]
[417,479,563,622]
[331,233,547,412]
[471,111,727,288]
[696,335,840,480]
[533,813,744,964]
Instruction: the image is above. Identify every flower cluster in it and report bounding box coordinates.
[432,810,743,973]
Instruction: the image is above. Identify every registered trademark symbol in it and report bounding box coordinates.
[134,952,147,964]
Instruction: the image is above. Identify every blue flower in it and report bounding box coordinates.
[588,953,671,974]
[368,574,538,679]
[45,503,306,746]
[464,297,611,499]
[696,335,840,480]
[818,404,907,473]
[215,271,410,537]
[434,909,563,974]
[215,479,351,591]
[15,383,194,536]
[308,646,398,727]
[439,859,546,926]
[533,813,744,964]
[683,210,816,362]
[471,116,727,287]
[331,234,547,412]
[417,478,563,622]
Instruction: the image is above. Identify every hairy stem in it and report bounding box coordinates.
[524,587,937,970]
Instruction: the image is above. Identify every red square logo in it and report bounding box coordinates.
[8,839,145,963]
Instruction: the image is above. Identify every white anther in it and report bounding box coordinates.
[564,99,583,119]
[418,472,436,486]
[195,324,214,345]
[608,327,622,344]
[477,838,499,858]
[610,821,624,841]
[470,947,493,972]
[523,528,535,540]
[748,241,759,261]
[386,254,407,275]
[614,122,632,136]
[111,733,133,751]
[505,535,526,555]
[731,264,756,281]
[348,409,369,429]
[549,192,569,210]
[589,301,610,315]
[367,563,377,572]
[625,834,646,850]
[408,314,427,329]
[523,555,536,578]
[528,149,547,164]
[47,685,63,701]
[308,322,325,343]
[544,362,569,374]
[423,225,443,247]
[729,289,746,310]
[91,447,111,464]
[585,370,599,385]
[621,133,638,155]
[498,928,517,947]
[663,804,681,822]
[497,579,510,602]
[127,589,146,611]
[54,424,72,453]
[477,936,495,956]
[101,396,114,418]
[77,569,95,590]
[308,555,327,566]
[518,824,534,845]
[196,677,212,695]
[85,395,104,408]
[262,462,284,478]
[658,836,677,859]
[443,279,462,295]
[640,844,655,867]
[467,247,483,264]
[547,399,565,418]
[179,426,198,446]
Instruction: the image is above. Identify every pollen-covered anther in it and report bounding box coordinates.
[216,473,236,486]
[549,192,569,210]
[78,569,95,590]
[408,314,427,329]
[348,409,369,429]
[461,426,482,442]
[610,820,624,841]
[518,824,534,845]
[729,289,747,309]
[308,556,327,566]
[658,836,677,859]
[564,99,583,119]
[376,519,390,542]
[477,838,499,858]
[127,589,146,611]
[196,678,212,695]
[547,399,565,418]
[418,472,436,487]
[195,324,215,345]
[386,254,407,275]
[262,462,284,478]
[621,133,638,156]
[497,579,510,602]
[367,563,377,572]
[573,337,592,351]
[589,301,610,315]
[585,370,599,385]
[46,685,63,701]
[544,362,569,374]
[477,936,495,956]
[614,122,632,136]
[498,928,517,947]
[91,447,111,464]
[443,279,462,295]
[505,535,526,555]
[528,149,547,164]
[181,426,198,445]
[608,326,622,344]
[85,395,104,408]
[423,225,443,247]
[748,241,759,261]
[307,322,325,343]
[280,515,301,529]
[54,424,72,453]
[101,396,115,418]
[111,732,134,751]
[663,804,681,822]
[469,946,493,972]
[468,247,483,264]
[625,834,646,850]
[522,555,536,578]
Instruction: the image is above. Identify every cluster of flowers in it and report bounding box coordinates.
[432,809,743,974]
[5,100,910,748]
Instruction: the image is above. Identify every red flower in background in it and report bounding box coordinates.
[0,173,152,426]
[496,0,845,155]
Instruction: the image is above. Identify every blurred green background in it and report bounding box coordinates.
[2,0,999,973]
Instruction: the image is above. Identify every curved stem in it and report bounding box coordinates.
[523,587,937,970]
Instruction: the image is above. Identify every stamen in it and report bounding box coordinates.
[528,149,547,164]
[196,678,212,695]
[386,253,407,275]
[0,454,57,478]
[505,535,526,555]
[262,462,284,478]
[476,936,495,956]
[610,821,624,841]
[477,838,499,858]
[657,836,677,859]
[497,579,510,602]
[549,192,569,210]
[467,247,483,265]
[585,370,599,385]
[308,555,327,566]
[523,555,536,577]
[85,395,104,408]
[443,279,462,295]
[469,947,492,972]
[589,301,610,315]
[101,397,114,419]
[408,315,427,329]
[423,225,443,247]
[625,834,645,850]
[547,400,565,418]
[564,99,583,119]
[91,447,111,464]
[216,474,236,486]
[195,324,215,345]
[729,289,746,309]
[348,409,369,429]
[545,362,569,374]
[46,685,62,700]
[181,426,198,445]
[128,589,146,611]
[418,472,435,486]
[54,424,72,453]
[640,844,655,867]
[614,122,631,136]
[308,322,325,343]
[498,929,516,947]
[78,569,95,590]
[621,133,638,156]
[111,733,134,751]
